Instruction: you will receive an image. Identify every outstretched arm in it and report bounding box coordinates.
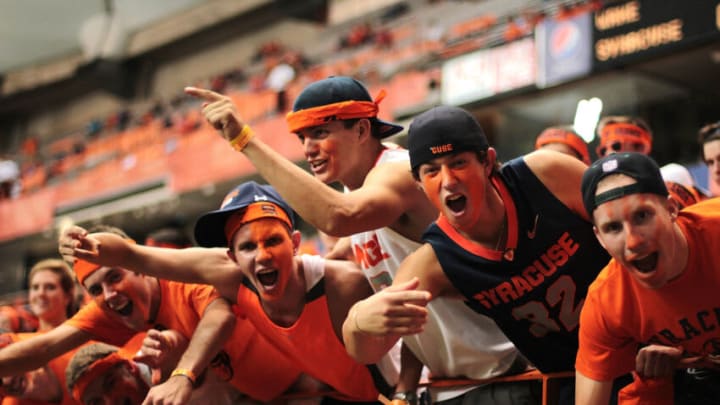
[184,87,431,238]
[59,226,241,300]
[343,277,430,364]
[343,244,457,364]
[0,324,90,376]
[142,298,236,405]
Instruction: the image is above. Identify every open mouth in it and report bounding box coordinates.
[257,269,279,287]
[309,159,327,172]
[6,376,26,396]
[632,252,658,273]
[445,194,467,213]
[111,300,134,317]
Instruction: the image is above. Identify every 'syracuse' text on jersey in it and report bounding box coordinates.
[423,157,610,373]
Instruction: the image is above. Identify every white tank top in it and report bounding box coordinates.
[349,149,519,401]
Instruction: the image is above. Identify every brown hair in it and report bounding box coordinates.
[28,259,76,316]
[698,121,720,161]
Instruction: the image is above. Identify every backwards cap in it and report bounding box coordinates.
[285,76,403,137]
[535,126,591,165]
[408,106,489,172]
[194,181,295,248]
[581,152,668,217]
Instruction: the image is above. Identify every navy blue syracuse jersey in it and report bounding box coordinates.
[423,157,610,373]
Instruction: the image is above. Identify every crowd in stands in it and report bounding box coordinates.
[1,0,625,206]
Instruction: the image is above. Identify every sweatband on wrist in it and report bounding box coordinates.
[171,368,197,386]
[230,124,254,152]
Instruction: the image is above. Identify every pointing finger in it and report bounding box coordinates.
[184,86,223,101]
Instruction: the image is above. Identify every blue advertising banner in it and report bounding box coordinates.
[537,12,593,88]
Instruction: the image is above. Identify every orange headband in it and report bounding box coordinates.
[599,123,652,147]
[224,202,292,245]
[535,128,590,165]
[666,181,702,210]
[72,352,126,402]
[285,89,387,133]
[73,259,102,286]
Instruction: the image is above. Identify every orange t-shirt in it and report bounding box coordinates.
[576,198,720,381]
[66,279,297,401]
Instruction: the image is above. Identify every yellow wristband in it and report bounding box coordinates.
[170,368,197,385]
[229,124,254,152]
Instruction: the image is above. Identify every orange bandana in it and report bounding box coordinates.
[73,259,102,286]
[286,89,387,133]
[224,202,292,245]
[535,128,590,164]
[598,123,652,150]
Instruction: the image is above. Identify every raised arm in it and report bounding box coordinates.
[142,298,236,405]
[524,149,590,220]
[184,87,432,238]
[59,226,241,299]
[0,324,91,376]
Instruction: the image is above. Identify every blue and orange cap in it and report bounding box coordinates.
[194,181,296,248]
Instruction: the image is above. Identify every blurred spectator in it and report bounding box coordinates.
[265,57,296,114]
[210,74,228,93]
[85,119,103,139]
[595,115,653,157]
[503,16,526,42]
[374,27,394,49]
[144,227,193,249]
[339,22,374,49]
[27,258,78,331]
[0,300,38,334]
[535,125,591,165]
[20,137,38,158]
[0,156,20,199]
[698,120,720,195]
[252,40,284,63]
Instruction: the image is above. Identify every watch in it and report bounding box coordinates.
[391,391,418,405]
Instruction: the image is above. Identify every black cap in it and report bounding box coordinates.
[581,152,668,218]
[194,181,295,247]
[292,76,403,138]
[408,106,489,171]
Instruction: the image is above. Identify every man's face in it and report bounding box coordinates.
[81,362,148,405]
[417,151,492,232]
[229,218,298,302]
[703,139,720,189]
[1,366,62,402]
[29,269,71,324]
[83,267,151,331]
[592,174,681,289]
[295,120,364,186]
